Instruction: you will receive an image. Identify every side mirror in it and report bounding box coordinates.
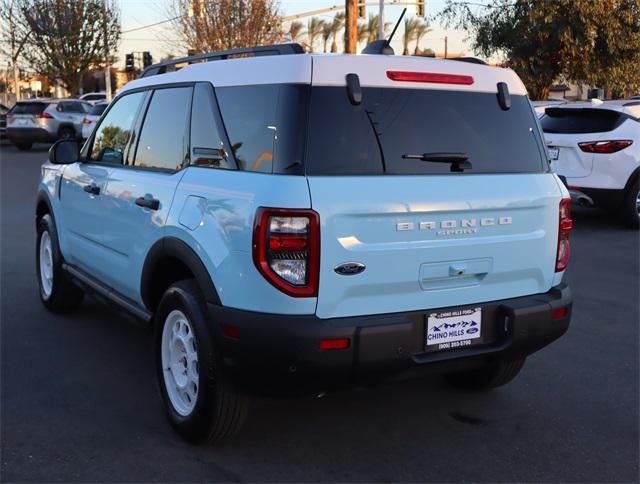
[48,139,80,164]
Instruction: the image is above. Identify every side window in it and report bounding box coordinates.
[190,83,231,169]
[134,87,192,171]
[215,85,278,173]
[90,91,145,165]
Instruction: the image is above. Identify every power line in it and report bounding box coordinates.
[121,16,182,34]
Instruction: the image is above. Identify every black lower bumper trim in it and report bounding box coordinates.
[208,284,572,394]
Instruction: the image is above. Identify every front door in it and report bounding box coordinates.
[59,90,147,281]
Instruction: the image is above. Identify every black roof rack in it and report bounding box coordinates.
[140,43,305,78]
[449,57,488,65]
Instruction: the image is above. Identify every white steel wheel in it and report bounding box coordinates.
[161,309,199,416]
[635,189,640,216]
[39,230,54,299]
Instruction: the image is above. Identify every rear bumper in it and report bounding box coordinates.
[7,127,55,143]
[209,284,572,393]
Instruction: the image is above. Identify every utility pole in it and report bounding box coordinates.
[101,0,112,101]
[444,36,448,59]
[378,0,384,40]
[345,0,358,53]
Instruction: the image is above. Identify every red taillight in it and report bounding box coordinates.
[319,338,350,350]
[82,117,92,125]
[578,140,632,154]
[222,324,240,339]
[555,198,573,272]
[253,207,320,297]
[34,112,52,119]
[551,307,568,320]
[386,70,474,85]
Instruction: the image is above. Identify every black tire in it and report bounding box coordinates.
[36,214,84,312]
[621,179,639,229]
[154,279,248,444]
[58,126,75,140]
[445,357,526,391]
[15,141,32,151]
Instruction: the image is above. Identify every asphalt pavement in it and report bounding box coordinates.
[1,141,638,482]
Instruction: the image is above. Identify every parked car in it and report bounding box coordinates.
[79,91,107,104]
[0,103,8,139]
[531,99,567,118]
[540,99,640,227]
[7,98,91,150]
[81,101,108,139]
[36,44,573,444]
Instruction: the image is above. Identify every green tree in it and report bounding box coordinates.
[329,12,345,53]
[288,20,304,43]
[414,20,432,55]
[16,0,120,96]
[440,0,640,99]
[402,17,419,55]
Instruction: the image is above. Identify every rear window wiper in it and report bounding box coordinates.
[402,152,472,172]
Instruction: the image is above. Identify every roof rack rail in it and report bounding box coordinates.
[140,43,305,78]
[448,57,488,65]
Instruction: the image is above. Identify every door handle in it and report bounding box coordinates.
[135,196,160,210]
[83,184,100,195]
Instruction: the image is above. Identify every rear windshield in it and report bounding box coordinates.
[540,108,626,134]
[11,102,49,114]
[89,104,108,116]
[213,84,546,175]
[306,87,546,175]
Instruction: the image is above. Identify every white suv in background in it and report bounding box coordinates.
[541,100,640,228]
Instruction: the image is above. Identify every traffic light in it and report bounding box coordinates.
[125,53,134,72]
[416,0,425,17]
[357,1,365,19]
[142,51,153,68]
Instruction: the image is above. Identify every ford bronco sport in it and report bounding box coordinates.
[36,43,572,443]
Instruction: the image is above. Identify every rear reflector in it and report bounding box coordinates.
[386,70,474,85]
[222,325,240,339]
[319,338,350,350]
[578,140,632,154]
[552,307,568,320]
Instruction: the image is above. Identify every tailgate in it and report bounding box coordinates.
[309,174,562,319]
[545,133,595,178]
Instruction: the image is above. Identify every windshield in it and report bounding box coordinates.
[306,87,547,175]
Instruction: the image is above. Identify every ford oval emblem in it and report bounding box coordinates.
[334,262,366,276]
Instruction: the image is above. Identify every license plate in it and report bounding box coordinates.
[548,147,559,160]
[425,307,482,352]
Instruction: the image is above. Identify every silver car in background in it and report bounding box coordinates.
[6,98,91,150]
[81,101,109,139]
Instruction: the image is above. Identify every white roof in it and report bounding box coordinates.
[121,53,527,96]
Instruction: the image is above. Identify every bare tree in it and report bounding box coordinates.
[16,0,120,96]
[172,0,283,54]
[0,0,32,100]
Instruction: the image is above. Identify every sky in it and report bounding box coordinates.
[116,0,474,69]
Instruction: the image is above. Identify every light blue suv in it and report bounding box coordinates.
[36,44,573,443]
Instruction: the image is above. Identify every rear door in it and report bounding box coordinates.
[99,85,192,300]
[541,107,628,178]
[307,68,563,319]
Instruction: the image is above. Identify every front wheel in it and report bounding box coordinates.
[36,214,84,311]
[445,357,526,391]
[155,280,248,444]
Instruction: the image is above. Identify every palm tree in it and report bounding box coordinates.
[357,20,369,50]
[330,12,345,53]
[402,18,419,55]
[414,20,432,55]
[306,17,324,53]
[288,21,304,44]
[322,20,333,52]
[365,14,390,44]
